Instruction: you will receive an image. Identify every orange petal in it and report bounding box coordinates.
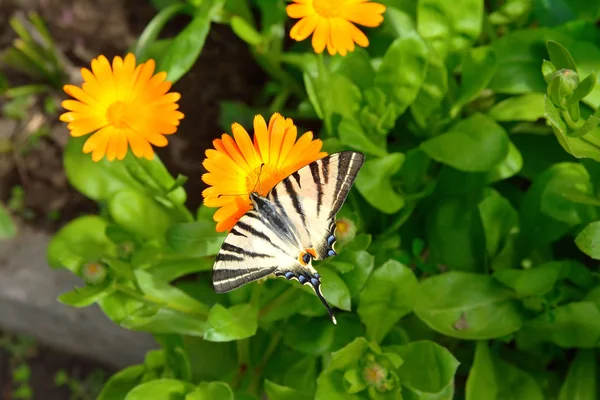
[346,20,369,47]
[115,129,128,160]
[268,116,285,167]
[63,85,99,106]
[277,125,298,167]
[253,115,270,164]
[232,123,259,168]
[290,15,319,41]
[342,2,386,27]
[312,18,329,54]
[286,3,312,18]
[126,130,149,158]
[222,133,251,171]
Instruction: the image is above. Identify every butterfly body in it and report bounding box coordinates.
[212,151,365,323]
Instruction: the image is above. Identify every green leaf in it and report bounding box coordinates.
[124,154,187,206]
[358,260,418,343]
[547,40,578,71]
[375,33,429,115]
[575,220,600,259]
[465,342,497,400]
[186,382,234,400]
[319,267,352,311]
[135,270,210,315]
[338,117,387,157]
[411,53,448,128]
[264,380,312,400]
[165,221,226,257]
[134,2,186,60]
[414,272,523,339]
[125,379,194,399]
[466,341,544,400]
[316,371,362,400]
[331,48,375,91]
[454,46,497,114]
[230,15,262,46]
[63,137,144,202]
[108,189,173,240]
[121,306,206,336]
[338,250,375,298]
[326,337,369,372]
[156,0,225,83]
[304,63,362,122]
[488,28,569,94]
[97,365,145,400]
[427,196,486,272]
[558,350,596,400]
[0,203,16,239]
[567,72,597,107]
[47,216,117,273]
[517,302,600,348]
[488,93,546,122]
[417,0,483,60]
[394,341,459,397]
[493,261,566,297]
[520,162,597,248]
[58,282,114,307]
[355,153,405,214]
[421,113,510,172]
[203,303,258,342]
[284,318,335,355]
[478,190,519,258]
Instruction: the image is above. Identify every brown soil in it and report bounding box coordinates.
[0,0,266,397]
[0,0,266,231]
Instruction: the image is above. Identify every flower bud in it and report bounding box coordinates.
[82,261,108,285]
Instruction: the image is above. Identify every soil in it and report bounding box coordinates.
[0,0,266,231]
[0,0,266,397]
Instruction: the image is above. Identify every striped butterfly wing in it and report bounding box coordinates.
[212,151,364,323]
[267,151,365,260]
[212,209,300,294]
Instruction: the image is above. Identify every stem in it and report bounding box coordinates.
[317,52,333,137]
[128,156,194,223]
[114,284,208,318]
[269,87,291,114]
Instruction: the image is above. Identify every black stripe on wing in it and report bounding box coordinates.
[220,242,272,259]
[329,151,364,219]
[309,162,323,215]
[213,266,277,293]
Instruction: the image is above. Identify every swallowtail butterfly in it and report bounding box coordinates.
[212,151,365,324]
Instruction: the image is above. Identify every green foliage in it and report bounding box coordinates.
[48,0,600,398]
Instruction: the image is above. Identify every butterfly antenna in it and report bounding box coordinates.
[252,163,265,194]
[311,283,337,324]
[218,193,247,198]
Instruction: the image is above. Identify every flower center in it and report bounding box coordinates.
[312,0,343,18]
[336,219,349,234]
[106,101,131,129]
[245,164,287,196]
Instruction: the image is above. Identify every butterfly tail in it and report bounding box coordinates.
[309,278,337,325]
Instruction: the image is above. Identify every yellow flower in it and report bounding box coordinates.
[287,0,386,56]
[60,53,184,162]
[202,113,327,232]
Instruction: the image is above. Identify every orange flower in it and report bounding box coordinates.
[60,53,184,162]
[287,0,386,56]
[202,113,327,232]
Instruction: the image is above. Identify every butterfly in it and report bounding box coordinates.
[211,151,365,324]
